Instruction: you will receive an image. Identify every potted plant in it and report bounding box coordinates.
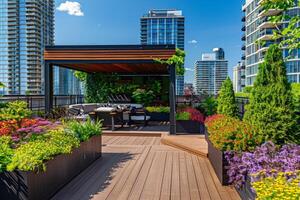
[205,114,257,185]
[176,108,205,134]
[145,106,170,121]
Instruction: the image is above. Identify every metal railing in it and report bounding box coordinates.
[0,95,84,111]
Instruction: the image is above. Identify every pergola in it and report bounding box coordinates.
[44,45,177,134]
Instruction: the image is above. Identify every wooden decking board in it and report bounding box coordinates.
[115,147,152,200]
[179,152,191,200]
[198,157,222,200]
[191,155,211,200]
[160,151,173,200]
[104,146,149,200]
[186,153,201,200]
[170,151,181,200]
[127,149,157,200]
[51,135,240,200]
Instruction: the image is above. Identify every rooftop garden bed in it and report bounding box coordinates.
[0,101,102,200]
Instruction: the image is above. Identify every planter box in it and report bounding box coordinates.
[147,112,170,121]
[235,176,256,200]
[0,135,102,200]
[207,138,229,185]
[176,120,205,134]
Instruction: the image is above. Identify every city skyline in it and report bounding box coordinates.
[55,0,243,84]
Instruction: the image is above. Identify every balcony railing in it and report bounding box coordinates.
[0,95,84,111]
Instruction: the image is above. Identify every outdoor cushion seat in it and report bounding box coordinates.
[95,107,116,112]
[130,115,151,121]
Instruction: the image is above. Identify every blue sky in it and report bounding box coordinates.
[55,0,243,83]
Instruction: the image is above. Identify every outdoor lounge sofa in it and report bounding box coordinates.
[68,103,151,130]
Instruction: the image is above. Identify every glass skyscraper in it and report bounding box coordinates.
[140,9,185,95]
[242,0,300,85]
[0,0,54,95]
[194,48,228,95]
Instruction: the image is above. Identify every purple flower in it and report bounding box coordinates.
[225,141,300,188]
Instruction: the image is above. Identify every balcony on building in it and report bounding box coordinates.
[241,53,246,60]
[241,25,246,31]
[241,44,246,51]
[258,9,282,18]
[241,34,246,41]
[241,16,245,22]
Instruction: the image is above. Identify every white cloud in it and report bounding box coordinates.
[185,68,194,72]
[188,40,198,44]
[57,1,84,16]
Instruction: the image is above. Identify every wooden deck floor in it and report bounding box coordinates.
[52,135,240,200]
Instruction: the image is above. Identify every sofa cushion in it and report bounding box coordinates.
[82,104,98,114]
[95,107,116,112]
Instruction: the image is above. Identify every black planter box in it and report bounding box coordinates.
[235,176,256,200]
[207,138,229,185]
[0,135,102,200]
[176,120,205,134]
[147,112,170,121]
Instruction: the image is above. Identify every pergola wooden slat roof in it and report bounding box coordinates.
[44,45,177,134]
[44,45,176,74]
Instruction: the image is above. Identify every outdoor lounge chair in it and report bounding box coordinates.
[128,107,151,126]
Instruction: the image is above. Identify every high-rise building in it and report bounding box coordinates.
[140,9,185,95]
[0,0,55,95]
[194,48,228,95]
[233,61,246,92]
[242,0,300,85]
[54,67,83,95]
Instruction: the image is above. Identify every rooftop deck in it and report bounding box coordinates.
[52,135,240,200]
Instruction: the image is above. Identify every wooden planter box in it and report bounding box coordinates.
[147,112,170,121]
[0,135,102,200]
[207,138,229,185]
[235,176,256,200]
[176,120,205,134]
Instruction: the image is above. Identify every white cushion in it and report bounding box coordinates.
[96,107,116,112]
[131,116,151,121]
[129,104,143,109]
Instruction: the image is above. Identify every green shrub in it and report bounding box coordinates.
[176,112,190,120]
[132,89,155,106]
[197,96,218,116]
[244,45,298,145]
[7,129,80,172]
[66,118,102,142]
[0,136,14,172]
[235,92,250,98]
[217,77,238,118]
[146,106,170,113]
[0,101,32,121]
[205,114,259,151]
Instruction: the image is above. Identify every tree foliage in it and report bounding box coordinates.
[244,45,298,145]
[155,48,186,75]
[217,77,238,118]
[260,0,300,51]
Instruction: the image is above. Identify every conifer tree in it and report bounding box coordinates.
[244,44,298,144]
[217,77,238,117]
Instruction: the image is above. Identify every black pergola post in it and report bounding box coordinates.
[45,62,53,115]
[169,64,176,135]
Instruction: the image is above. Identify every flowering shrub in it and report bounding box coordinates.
[252,171,300,200]
[176,107,205,123]
[205,114,259,151]
[0,120,18,136]
[182,108,205,123]
[7,129,80,172]
[225,142,300,188]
